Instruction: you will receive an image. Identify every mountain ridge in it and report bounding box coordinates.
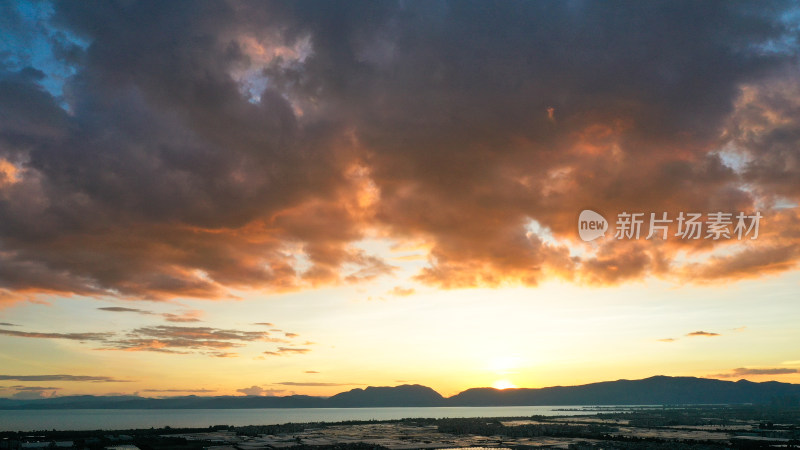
[2,376,799,409]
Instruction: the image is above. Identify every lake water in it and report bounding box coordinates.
[0,406,606,431]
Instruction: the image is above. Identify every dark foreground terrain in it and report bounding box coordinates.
[2,405,800,449]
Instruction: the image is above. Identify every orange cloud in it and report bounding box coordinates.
[98,307,204,323]
[263,347,311,356]
[1,1,799,303]
[389,286,415,296]
[1,323,307,358]
[686,331,720,337]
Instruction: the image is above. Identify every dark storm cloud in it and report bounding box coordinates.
[727,70,800,201]
[0,0,372,301]
[0,0,799,300]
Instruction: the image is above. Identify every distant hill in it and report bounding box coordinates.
[1,376,799,409]
[328,384,445,407]
[448,376,800,406]
[0,394,324,409]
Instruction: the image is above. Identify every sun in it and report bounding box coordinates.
[492,379,517,390]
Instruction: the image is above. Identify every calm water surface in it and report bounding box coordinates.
[0,406,610,431]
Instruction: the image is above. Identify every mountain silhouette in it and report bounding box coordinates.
[448,376,800,405]
[1,376,799,409]
[328,384,444,407]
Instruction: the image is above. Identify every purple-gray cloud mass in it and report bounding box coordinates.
[0,1,799,304]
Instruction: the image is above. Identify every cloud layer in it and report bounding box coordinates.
[1,1,799,303]
[686,331,721,337]
[98,307,203,322]
[0,374,130,382]
[0,322,309,358]
[711,367,799,378]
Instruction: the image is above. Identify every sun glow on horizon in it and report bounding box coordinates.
[488,356,522,375]
[493,379,517,390]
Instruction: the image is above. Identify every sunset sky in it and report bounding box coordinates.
[1,1,799,400]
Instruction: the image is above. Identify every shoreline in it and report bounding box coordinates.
[1,406,799,449]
